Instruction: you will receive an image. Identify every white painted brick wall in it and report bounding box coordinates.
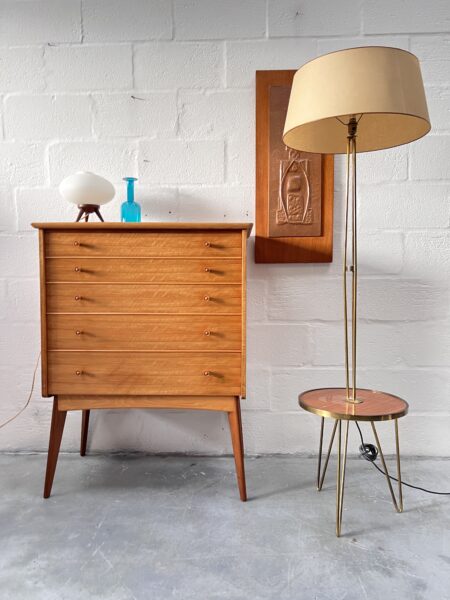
[4,94,92,140]
[134,42,223,89]
[359,183,450,230]
[0,142,46,186]
[0,0,449,457]
[226,38,317,87]
[138,140,224,184]
[0,47,45,92]
[82,0,173,42]
[45,44,133,91]
[268,0,361,37]
[174,0,266,40]
[363,0,450,34]
[0,0,82,45]
[48,141,137,184]
[410,136,450,180]
[92,92,178,138]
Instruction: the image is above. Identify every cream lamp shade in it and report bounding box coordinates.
[283,46,430,154]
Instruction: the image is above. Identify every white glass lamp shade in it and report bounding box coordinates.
[283,46,431,154]
[59,171,115,206]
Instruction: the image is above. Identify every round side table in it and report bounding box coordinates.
[299,388,409,537]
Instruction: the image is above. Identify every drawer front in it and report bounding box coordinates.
[47,314,241,351]
[48,352,241,395]
[45,258,241,284]
[46,284,242,314]
[45,231,242,258]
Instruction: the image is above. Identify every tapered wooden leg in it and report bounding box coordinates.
[80,410,90,456]
[228,398,247,502]
[43,398,67,498]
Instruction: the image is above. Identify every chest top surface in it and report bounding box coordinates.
[32,222,253,236]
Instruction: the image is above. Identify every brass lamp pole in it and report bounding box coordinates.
[283,46,431,406]
[343,116,359,403]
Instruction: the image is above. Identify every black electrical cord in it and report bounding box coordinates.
[355,421,450,496]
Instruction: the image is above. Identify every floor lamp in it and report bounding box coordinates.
[283,47,431,535]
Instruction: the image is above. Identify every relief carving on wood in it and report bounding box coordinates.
[269,85,322,238]
[255,70,334,263]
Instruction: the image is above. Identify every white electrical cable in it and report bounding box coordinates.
[0,352,41,430]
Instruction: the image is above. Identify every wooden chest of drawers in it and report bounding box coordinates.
[33,222,252,500]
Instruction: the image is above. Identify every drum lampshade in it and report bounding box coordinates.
[283,46,431,154]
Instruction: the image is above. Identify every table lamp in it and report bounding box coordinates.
[284,46,430,405]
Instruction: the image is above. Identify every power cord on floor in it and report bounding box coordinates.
[355,421,450,496]
[0,353,41,430]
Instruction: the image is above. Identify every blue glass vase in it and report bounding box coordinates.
[121,177,141,222]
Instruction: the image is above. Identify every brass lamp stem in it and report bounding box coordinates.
[343,117,361,404]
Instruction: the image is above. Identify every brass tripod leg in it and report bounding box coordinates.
[317,417,324,489]
[336,420,342,537]
[371,421,400,513]
[337,420,350,536]
[395,419,403,513]
[334,419,350,537]
[318,419,338,491]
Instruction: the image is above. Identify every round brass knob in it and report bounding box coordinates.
[75,370,82,376]
[204,267,210,272]
[204,241,211,247]
[203,295,210,302]
[204,330,210,336]
[74,241,80,246]
[75,330,82,335]
[204,371,210,376]
[74,266,81,272]
[74,295,82,301]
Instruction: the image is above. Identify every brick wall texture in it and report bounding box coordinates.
[0,0,449,455]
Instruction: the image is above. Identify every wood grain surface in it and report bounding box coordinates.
[33,222,253,236]
[47,314,241,351]
[45,257,242,284]
[45,230,242,258]
[48,351,241,395]
[255,70,334,263]
[46,282,242,314]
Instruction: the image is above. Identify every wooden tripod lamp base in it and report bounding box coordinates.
[75,204,104,222]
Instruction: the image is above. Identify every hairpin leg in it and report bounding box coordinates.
[371,421,400,513]
[395,419,403,513]
[317,419,338,491]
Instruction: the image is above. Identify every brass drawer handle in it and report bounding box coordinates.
[204,241,211,247]
[74,295,82,301]
[204,330,211,336]
[75,330,83,335]
[74,266,82,272]
[204,371,210,376]
[203,295,210,302]
[73,241,80,247]
[75,370,83,376]
[204,267,210,272]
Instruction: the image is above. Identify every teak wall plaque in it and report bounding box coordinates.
[255,70,334,263]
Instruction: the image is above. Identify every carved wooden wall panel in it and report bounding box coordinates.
[255,70,334,263]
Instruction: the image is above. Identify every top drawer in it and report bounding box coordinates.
[45,231,242,258]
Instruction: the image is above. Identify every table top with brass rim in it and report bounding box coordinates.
[298,388,408,422]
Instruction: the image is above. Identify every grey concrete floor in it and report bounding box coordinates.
[1,454,450,600]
